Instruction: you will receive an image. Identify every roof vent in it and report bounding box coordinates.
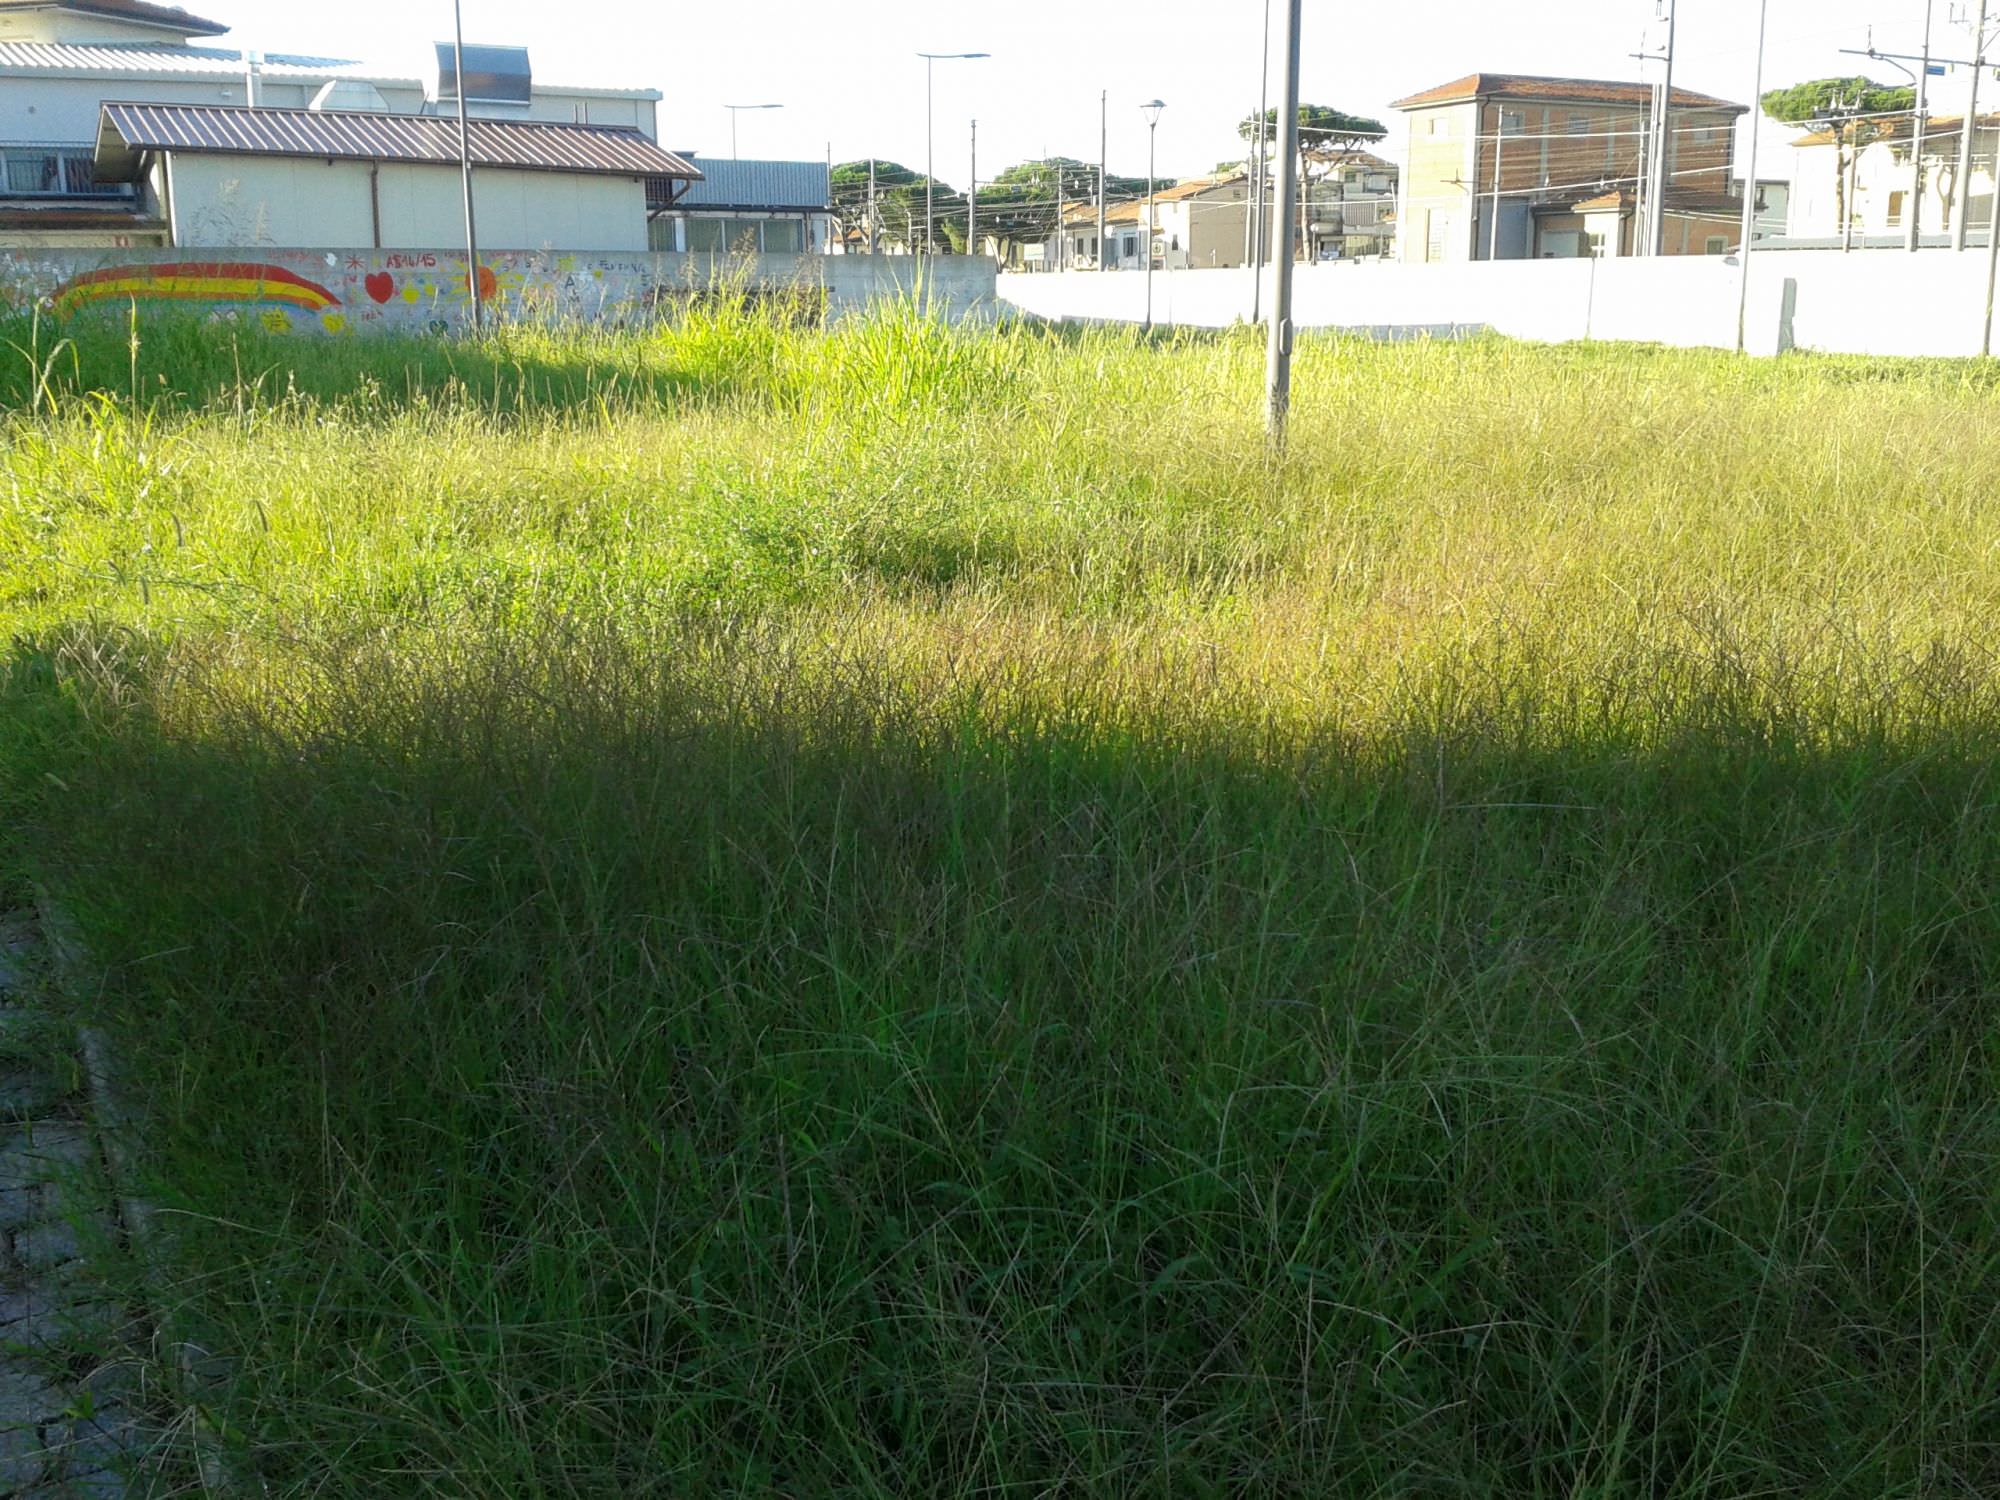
[311,79,391,112]
[436,42,531,106]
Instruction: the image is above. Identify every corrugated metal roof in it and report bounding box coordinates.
[0,41,414,85]
[0,0,227,35]
[96,101,701,184]
[672,158,829,212]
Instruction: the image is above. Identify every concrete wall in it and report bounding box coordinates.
[0,246,996,335]
[999,249,2000,360]
[163,155,653,253]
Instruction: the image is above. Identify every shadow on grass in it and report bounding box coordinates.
[3,625,1997,1497]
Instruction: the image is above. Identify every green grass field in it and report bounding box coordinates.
[3,304,1999,1496]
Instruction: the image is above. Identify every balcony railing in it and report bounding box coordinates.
[1,145,134,200]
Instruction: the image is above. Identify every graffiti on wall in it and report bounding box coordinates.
[0,246,985,336]
[15,249,672,335]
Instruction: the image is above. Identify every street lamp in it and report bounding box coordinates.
[1141,99,1165,331]
[918,51,988,254]
[724,103,783,161]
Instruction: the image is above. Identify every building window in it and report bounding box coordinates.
[1500,109,1526,135]
[763,219,804,254]
[1705,235,1728,254]
[0,145,126,198]
[1888,190,1908,227]
[1567,115,1592,135]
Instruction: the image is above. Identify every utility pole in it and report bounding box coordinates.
[1251,0,1272,321]
[1650,0,1679,255]
[1098,90,1108,272]
[1487,104,1506,260]
[1737,0,1769,352]
[969,118,978,257]
[1985,137,2000,348]
[1142,100,1164,331]
[1913,0,1936,250]
[451,0,481,333]
[868,157,879,255]
[1956,0,1990,251]
[1266,0,1302,445]
[1056,160,1066,272]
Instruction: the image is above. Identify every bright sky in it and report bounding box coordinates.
[193,0,1966,186]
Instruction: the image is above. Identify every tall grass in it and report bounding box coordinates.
[3,307,1999,1495]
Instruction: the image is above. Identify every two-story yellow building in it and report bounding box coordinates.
[1391,73,1747,263]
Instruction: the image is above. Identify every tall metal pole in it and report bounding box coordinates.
[1251,0,1272,320]
[1736,0,1769,353]
[925,56,936,255]
[1056,161,1066,272]
[1266,0,1302,444]
[1955,0,1989,251]
[1912,0,1936,251]
[1143,103,1163,330]
[868,156,878,254]
[1842,120,1859,251]
[969,118,978,257]
[451,0,481,333]
[1487,105,1505,259]
[1651,0,1679,256]
[1984,139,2000,349]
[1098,90,1108,271]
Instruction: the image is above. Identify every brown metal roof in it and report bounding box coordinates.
[1392,73,1744,114]
[0,0,227,35]
[95,102,702,185]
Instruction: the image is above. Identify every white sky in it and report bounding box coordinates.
[194,1,1968,186]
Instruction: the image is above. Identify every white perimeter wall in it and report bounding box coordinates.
[166,155,651,252]
[1000,252,2000,360]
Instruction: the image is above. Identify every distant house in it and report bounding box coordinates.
[92,101,699,251]
[1048,197,1147,271]
[1302,151,1399,261]
[1786,113,1998,243]
[1390,72,1747,261]
[0,0,664,246]
[649,158,833,256]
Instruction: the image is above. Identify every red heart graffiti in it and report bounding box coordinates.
[364,272,394,304]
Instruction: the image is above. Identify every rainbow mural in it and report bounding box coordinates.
[53,261,343,317]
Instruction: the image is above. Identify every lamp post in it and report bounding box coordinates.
[450,0,480,333]
[1142,99,1165,331]
[723,103,783,161]
[918,51,988,254]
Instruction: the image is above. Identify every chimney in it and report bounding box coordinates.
[245,50,265,108]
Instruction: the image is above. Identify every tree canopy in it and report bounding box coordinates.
[833,156,1159,254]
[973,158,1156,250]
[1760,76,1913,124]
[1239,104,1388,151]
[830,160,963,252]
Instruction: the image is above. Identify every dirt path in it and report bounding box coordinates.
[0,911,163,1497]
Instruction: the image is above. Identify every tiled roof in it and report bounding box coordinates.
[0,0,226,34]
[1392,73,1744,114]
[1571,186,1743,215]
[95,101,701,183]
[0,40,411,84]
[1791,112,1999,147]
